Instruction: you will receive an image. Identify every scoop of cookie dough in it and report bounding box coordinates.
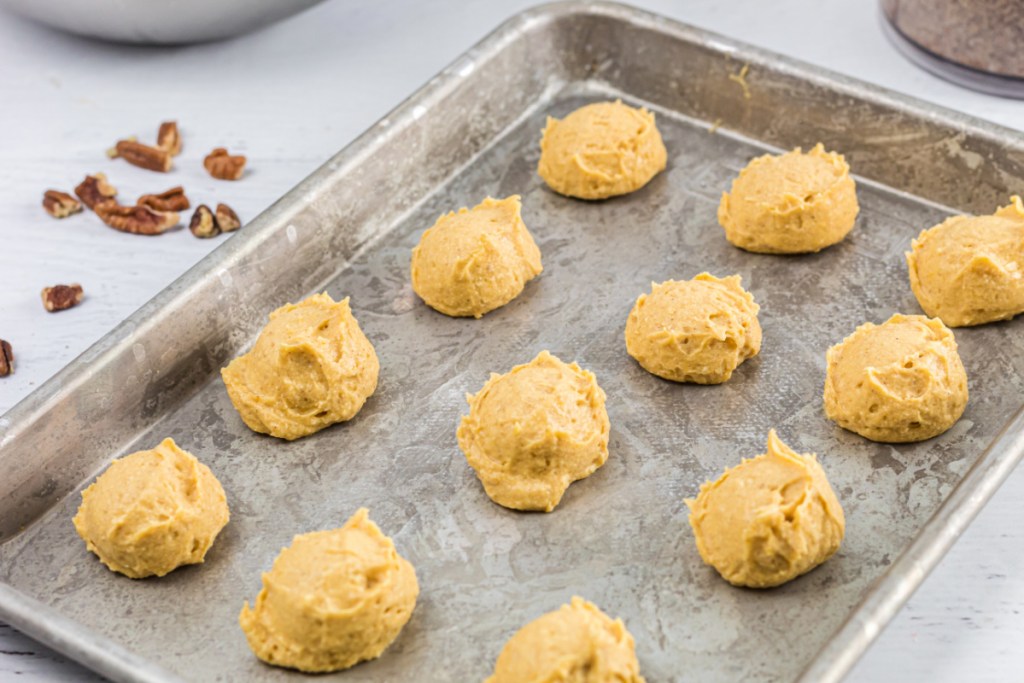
[907,196,1024,327]
[72,438,229,579]
[410,195,542,318]
[457,350,610,512]
[486,596,645,683]
[718,143,859,253]
[624,273,761,384]
[239,508,418,673]
[824,314,968,442]
[686,431,845,588]
[538,100,667,200]
[221,293,379,441]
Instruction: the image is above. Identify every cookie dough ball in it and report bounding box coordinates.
[457,350,610,512]
[486,597,645,683]
[686,430,845,589]
[907,196,1024,327]
[72,438,229,579]
[824,314,968,442]
[410,196,542,318]
[239,508,418,673]
[221,293,379,441]
[718,143,859,253]
[538,100,667,200]
[624,273,761,384]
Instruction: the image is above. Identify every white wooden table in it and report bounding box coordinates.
[1,0,1022,680]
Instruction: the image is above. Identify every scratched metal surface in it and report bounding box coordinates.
[3,3,1024,683]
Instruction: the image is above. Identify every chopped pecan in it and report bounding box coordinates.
[157,121,181,156]
[215,203,241,232]
[106,135,136,158]
[74,173,117,210]
[41,284,84,312]
[95,203,179,235]
[137,186,190,212]
[42,190,82,218]
[109,139,172,172]
[0,339,12,377]
[189,205,220,238]
[203,148,246,180]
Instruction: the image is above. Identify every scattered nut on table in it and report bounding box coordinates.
[42,190,82,218]
[0,339,13,377]
[109,139,172,172]
[95,203,179,235]
[138,186,190,212]
[190,205,220,238]
[41,284,84,312]
[204,148,246,180]
[74,173,117,210]
[215,203,241,232]
[157,121,182,156]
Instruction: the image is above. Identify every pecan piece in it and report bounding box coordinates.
[190,205,220,238]
[95,203,179,235]
[138,186,190,212]
[203,148,246,180]
[42,190,83,218]
[215,203,241,232]
[109,139,172,172]
[41,284,84,312]
[74,173,117,210]
[0,339,13,377]
[157,121,181,156]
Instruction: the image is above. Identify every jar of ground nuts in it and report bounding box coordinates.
[881,0,1024,97]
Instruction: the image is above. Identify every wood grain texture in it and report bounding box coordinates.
[0,0,1021,681]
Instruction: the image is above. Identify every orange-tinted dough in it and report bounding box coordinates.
[410,196,542,318]
[73,438,229,579]
[824,314,968,442]
[538,100,667,200]
[718,143,859,253]
[221,293,378,440]
[239,509,418,673]
[457,351,609,512]
[907,196,1024,327]
[625,273,761,384]
[687,430,845,588]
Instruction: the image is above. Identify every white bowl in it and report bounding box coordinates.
[0,0,328,44]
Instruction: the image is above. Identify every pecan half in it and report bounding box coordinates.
[215,203,241,232]
[42,284,84,312]
[0,339,13,377]
[157,121,181,156]
[74,173,118,210]
[190,205,220,238]
[204,148,246,180]
[110,139,172,172]
[95,203,179,235]
[43,190,83,218]
[138,186,190,212]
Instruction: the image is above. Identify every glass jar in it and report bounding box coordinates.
[880,0,1024,98]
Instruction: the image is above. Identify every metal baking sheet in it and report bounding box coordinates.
[3,3,1024,682]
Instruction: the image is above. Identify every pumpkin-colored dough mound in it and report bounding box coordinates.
[686,430,845,589]
[486,596,645,683]
[624,273,761,384]
[221,293,379,441]
[457,350,610,512]
[72,438,229,579]
[718,143,859,253]
[538,100,667,200]
[824,314,968,443]
[410,195,542,318]
[907,196,1024,327]
[239,508,418,673]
